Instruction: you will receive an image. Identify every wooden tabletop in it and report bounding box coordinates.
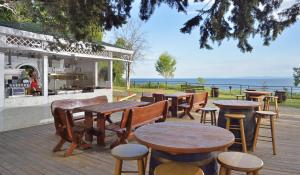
[244,91,272,95]
[164,92,194,98]
[77,100,149,114]
[213,100,260,109]
[134,122,234,154]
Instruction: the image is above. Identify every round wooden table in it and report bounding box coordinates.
[244,91,272,100]
[134,122,234,175]
[213,100,260,151]
[244,91,272,96]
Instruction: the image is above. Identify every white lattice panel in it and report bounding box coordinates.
[4,34,129,61]
[6,35,43,48]
[63,46,112,57]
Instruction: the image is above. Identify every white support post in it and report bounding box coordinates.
[108,60,113,89]
[0,52,4,111]
[126,62,131,90]
[94,62,98,87]
[0,52,3,132]
[42,55,48,97]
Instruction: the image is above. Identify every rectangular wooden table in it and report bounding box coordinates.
[77,100,149,145]
[164,92,194,117]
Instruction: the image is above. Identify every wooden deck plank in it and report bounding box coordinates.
[0,111,299,175]
[0,165,16,175]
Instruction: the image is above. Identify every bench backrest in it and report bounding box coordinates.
[193,92,208,107]
[120,100,168,132]
[51,96,108,132]
[51,96,108,115]
[152,93,165,102]
[140,96,155,103]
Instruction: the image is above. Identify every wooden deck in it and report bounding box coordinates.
[0,111,300,175]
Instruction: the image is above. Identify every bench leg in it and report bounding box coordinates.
[53,138,65,152]
[64,142,77,157]
[187,111,195,120]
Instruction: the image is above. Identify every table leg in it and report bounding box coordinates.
[97,113,106,146]
[171,97,178,117]
[84,111,94,143]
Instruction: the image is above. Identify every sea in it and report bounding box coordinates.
[131,78,297,91]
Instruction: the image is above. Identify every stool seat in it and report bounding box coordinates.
[154,162,204,175]
[225,114,245,119]
[218,152,263,172]
[256,111,277,116]
[111,144,148,160]
[200,107,218,111]
[200,107,217,125]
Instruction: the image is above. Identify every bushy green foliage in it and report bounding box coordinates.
[1,1,299,52]
[197,77,206,85]
[113,61,125,85]
[293,66,300,86]
[155,52,176,79]
[113,38,128,85]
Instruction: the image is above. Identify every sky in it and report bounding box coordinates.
[104,1,300,79]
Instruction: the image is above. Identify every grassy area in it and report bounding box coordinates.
[114,86,300,108]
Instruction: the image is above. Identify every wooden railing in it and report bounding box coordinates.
[117,94,137,102]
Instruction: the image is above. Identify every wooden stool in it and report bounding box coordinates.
[111,144,149,175]
[236,95,245,100]
[225,114,247,153]
[200,107,218,125]
[249,96,264,111]
[253,111,277,155]
[264,96,279,118]
[217,152,263,175]
[154,162,204,175]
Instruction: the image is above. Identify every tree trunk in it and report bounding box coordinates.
[126,62,131,90]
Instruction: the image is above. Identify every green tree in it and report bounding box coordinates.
[197,77,206,85]
[293,66,300,86]
[114,19,148,89]
[113,38,127,85]
[1,1,299,52]
[155,53,176,79]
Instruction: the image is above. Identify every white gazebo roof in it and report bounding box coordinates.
[0,26,133,62]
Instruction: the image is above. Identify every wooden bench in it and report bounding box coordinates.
[181,84,205,91]
[51,96,108,134]
[107,100,169,148]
